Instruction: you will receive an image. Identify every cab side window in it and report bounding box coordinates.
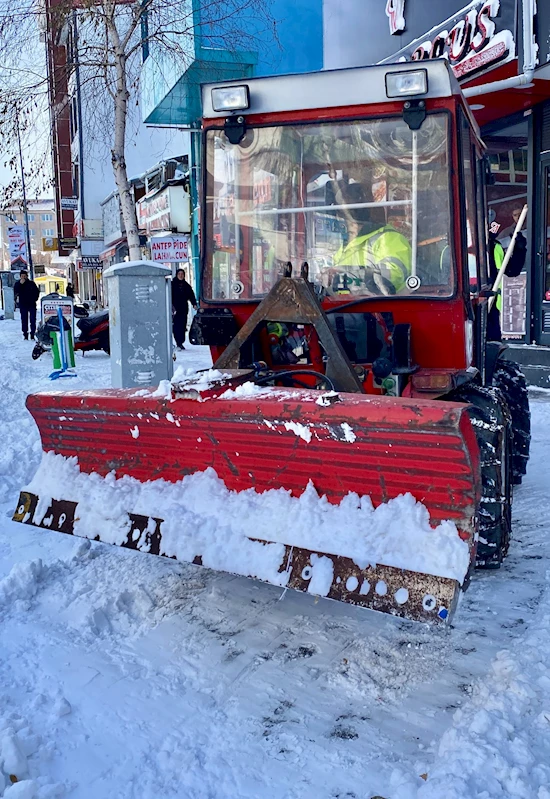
[476,157,489,288]
[460,112,481,291]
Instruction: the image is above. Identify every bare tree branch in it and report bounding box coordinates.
[0,0,280,258]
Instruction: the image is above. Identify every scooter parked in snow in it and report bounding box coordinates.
[32,309,110,360]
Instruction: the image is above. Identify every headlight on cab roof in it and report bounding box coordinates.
[385,69,428,98]
[211,85,250,112]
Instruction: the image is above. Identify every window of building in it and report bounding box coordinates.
[70,96,79,142]
[41,214,53,222]
[72,159,80,199]
[484,117,529,340]
[27,214,34,222]
[484,121,528,247]
[43,228,55,237]
[28,229,35,237]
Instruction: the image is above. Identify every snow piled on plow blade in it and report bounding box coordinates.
[16,382,480,621]
[24,452,470,586]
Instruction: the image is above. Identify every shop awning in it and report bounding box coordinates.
[99,238,127,262]
[464,60,550,128]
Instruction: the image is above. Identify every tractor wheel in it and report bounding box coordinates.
[491,358,531,485]
[449,384,512,568]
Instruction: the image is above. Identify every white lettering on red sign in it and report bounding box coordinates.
[409,0,513,80]
[137,190,172,234]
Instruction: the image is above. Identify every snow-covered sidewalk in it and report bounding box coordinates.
[1,316,550,799]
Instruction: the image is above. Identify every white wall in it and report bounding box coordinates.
[73,13,190,224]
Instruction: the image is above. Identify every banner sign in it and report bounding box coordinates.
[381,0,516,82]
[150,235,189,262]
[8,226,28,266]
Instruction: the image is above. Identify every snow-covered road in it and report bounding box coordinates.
[0,317,549,799]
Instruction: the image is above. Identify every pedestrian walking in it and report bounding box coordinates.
[66,282,75,298]
[171,267,197,350]
[14,269,40,340]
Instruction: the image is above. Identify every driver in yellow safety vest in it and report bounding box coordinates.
[330,182,412,295]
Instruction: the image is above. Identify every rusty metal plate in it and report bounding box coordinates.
[14,491,459,625]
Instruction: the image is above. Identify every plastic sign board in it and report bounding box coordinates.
[8,226,28,266]
[82,256,101,269]
[42,236,58,252]
[150,235,189,262]
[59,237,78,250]
[40,295,74,335]
[60,197,78,211]
[137,185,191,235]
[501,273,527,340]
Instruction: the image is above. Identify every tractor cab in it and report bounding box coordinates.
[195,60,490,397]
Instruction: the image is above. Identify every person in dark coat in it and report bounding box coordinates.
[171,268,197,350]
[66,282,75,298]
[13,269,40,340]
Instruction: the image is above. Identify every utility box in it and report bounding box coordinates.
[103,260,173,389]
[2,287,14,320]
[1,272,15,319]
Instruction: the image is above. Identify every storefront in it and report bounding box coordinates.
[321,0,550,382]
[136,181,193,287]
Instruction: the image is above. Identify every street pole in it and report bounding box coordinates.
[15,108,34,280]
[190,128,201,293]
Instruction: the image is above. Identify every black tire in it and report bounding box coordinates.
[492,359,530,485]
[449,384,512,568]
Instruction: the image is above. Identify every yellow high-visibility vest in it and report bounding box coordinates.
[494,241,505,312]
[333,225,412,293]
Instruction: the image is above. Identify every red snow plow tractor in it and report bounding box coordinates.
[13,61,530,625]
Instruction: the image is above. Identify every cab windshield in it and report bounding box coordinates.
[204,114,454,301]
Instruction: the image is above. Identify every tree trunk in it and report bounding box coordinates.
[108,30,141,261]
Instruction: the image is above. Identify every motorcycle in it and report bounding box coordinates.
[32,309,110,360]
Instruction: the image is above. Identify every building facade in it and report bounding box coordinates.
[141,0,550,383]
[43,0,187,302]
[321,0,550,381]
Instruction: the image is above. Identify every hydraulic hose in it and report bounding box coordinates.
[254,369,335,392]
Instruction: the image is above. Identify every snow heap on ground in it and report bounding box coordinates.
[415,597,550,799]
[0,559,68,799]
[25,452,470,585]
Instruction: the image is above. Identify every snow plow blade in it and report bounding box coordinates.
[13,375,480,625]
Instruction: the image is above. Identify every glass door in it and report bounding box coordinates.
[537,157,550,346]
[484,119,529,341]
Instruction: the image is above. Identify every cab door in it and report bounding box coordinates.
[459,109,488,374]
[536,155,550,345]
